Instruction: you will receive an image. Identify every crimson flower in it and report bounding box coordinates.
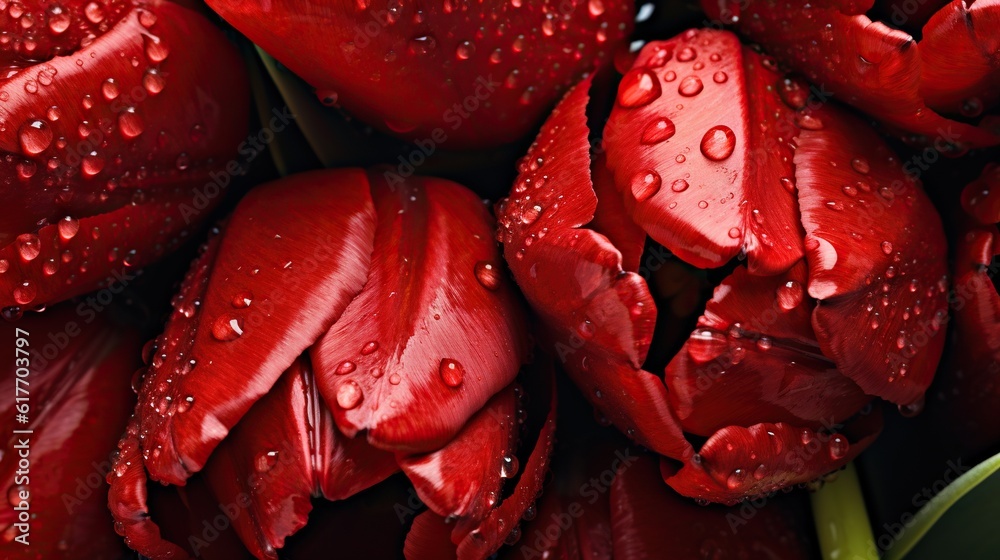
[0,0,249,315]
[940,163,1000,451]
[701,0,1000,150]
[203,0,634,148]
[1,303,140,559]
[107,169,555,559]
[496,28,949,504]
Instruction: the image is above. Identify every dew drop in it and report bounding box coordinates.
[474,261,501,290]
[361,341,379,355]
[828,435,849,459]
[440,358,465,388]
[776,281,803,310]
[670,178,689,192]
[630,170,661,201]
[617,68,661,108]
[18,119,52,155]
[336,361,357,375]
[677,75,703,97]
[699,125,736,161]
[255,450,279,472]
[336,381,363,409]
[640,117,675,144]
[16,233,41,261]
[211,315,244,341]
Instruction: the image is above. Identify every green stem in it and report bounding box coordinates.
[810,462,876,560]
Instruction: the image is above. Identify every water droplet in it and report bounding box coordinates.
[712,71,728,83]
[440,358,465,387]
[232,291,252,308]
[828,435,849,459]
[82,152,104,176]
[678,75,704,97]
[101,78,119,100]
[500,454,519,478]
[677,46,696,62]
[617,68,661,108]
[16,234,41,261]
[143,68,165,94]
[18,119,52,155]
[670,178,689,192]
[118,107,144,139]
[726,468,747,490]
[336,381,363,409]
[630,170,661,201]
[474,261,501,290]
[795,112,824,130]
[776,281,803,310]
[255,450,279,472]
[700,125,736,161]
[13,282,36,305]
[409,35,437,55]
[143,34,169,62]
[176,395,195,413]
[880,241,893,255]
[898,395,925,417]
[336,361,357,375]
[211,315,244,341]
[640,117,675,144]
[361,341,379,355]
[455,40,475,60]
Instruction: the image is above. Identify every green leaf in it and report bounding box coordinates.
[885,451,1000,560]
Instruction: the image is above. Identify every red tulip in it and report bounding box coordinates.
[940,163,1000,450]
[700,0,1000,150]
[497,28,949,504]
[0,0,250,315]
[203,0,634,148]
[107,169,555,559]
[1,303,140,559]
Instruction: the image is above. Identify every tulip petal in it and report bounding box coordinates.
[310,171,528,453]
[497,77,690,461]
[107,428,189,559]
[604,30,804,274]
[404,512,458,560]
[961,162,1000,226]
[0,186,198,311]
[703,1,999,148]
[918,0,1000,117]
[204,0,632,147]
[794,110,949,405]
[202,356,398,559]
[0,305,137,559]
[0,0,249,306]
[398,384,517,525]
[137,170,377,485]
[942,220,1000,450]
[666,262,871,436]
[453,364,558,560]
[612,454,816,559]
[590,154,646,273]
[664,408,882,504]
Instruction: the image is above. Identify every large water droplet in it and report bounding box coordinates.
[211,315,244,341]
[640,117,675,144]
[700,125,736,161]
[776,281,803,310]
[440,358,465,387]
[630,170,661,201]
[474,261,501,290]
[16,234,41,261]
[336,381,363,409]
[18,119,52,155]
[617,68,661,108]
[677,75,704,97]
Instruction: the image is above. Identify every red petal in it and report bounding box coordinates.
[612,454,816,559]
[498,77,690,461]
[590,153,646,273]
[202,356,398,558]
[452,363,558,560]
[664,408,882,504]
[0,305,137,559]
[137,170,378,485]
[0,186,199,311]
[204,0,632,147]
[941,220,1000,450]
[961,162,1000,225]
[665,262,870,436]
[398,384,517,525]
[0,0,249,307]
[705,1,1000,148]
[795,109,949,405]
[310,172,528,453]
[404,512,458,560]
[107,428,189,559]
[604,30,804,274]
[919,0,1000,117]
